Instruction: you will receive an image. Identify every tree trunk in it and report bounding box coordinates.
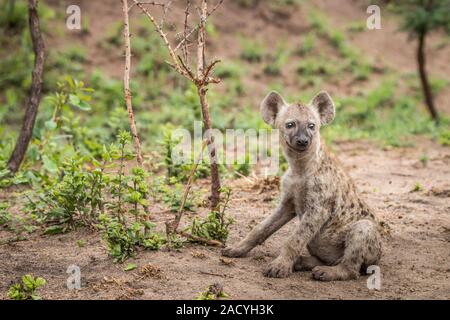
[197,0,221,209]
[7,0,45,173]
[198,86,221,209]
[417,32,439,123]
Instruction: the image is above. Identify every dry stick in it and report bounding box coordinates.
[182,0,191,63]
[122,0,144,165]
[166,140,207,235]
[122,0,151,217]
[165,141,224,247]
[177,230,223,247]
[7,0,45,173]
[173,0,223,54]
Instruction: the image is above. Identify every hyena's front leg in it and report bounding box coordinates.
[222,198,295,258]
[264,208,330,278]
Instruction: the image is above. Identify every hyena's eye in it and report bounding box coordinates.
[285,122,295,129]
[308,123,315,130]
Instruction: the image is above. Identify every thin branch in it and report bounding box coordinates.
[132,0,189,79]
[122,0,144,165]
[128,0,166,11]
[159,0,172,30]
[122,0,152,218]
[166,140,207,234]
[182,0,191,63]
[173,0,224,54]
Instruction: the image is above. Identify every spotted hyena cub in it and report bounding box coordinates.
[222,91,382,281]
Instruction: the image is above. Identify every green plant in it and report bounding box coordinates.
[152,177,196,212]
[419,154,429,167]
[439,130,450,146]
[142,232,167,250]
[0,202,11,226]
[297,32,316,55]
[98,214,137,262]
[196,283,229,300]
[411,182,423,192]
[7,275,46,300]
[189,187,234,242]
[232,154,251,177]
[240,38,265,63]
[264,44,290,76]
[166,233,186,249]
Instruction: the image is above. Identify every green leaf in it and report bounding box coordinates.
[34,277,46,287]
[21,275,34,290]
[68,94,91,111]
[42,155,58,173]
[123,263,137,272]
[45,119,57,130]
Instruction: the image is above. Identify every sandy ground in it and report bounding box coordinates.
[1,0,449,300]
[1,140,449,300]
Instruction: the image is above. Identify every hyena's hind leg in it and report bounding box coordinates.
[294,255,324,271]
[312,219,382,281]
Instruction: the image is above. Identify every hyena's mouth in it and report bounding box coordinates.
[285,140,309,153]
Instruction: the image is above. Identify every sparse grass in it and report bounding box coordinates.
[322,79,449,147]
[240,37,265,63]
[411,182,423,192]
[264,43,290,76]
[296,32,317,56]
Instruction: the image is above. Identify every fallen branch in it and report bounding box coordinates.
[177,230,223,247]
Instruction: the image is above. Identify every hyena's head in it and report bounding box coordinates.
[260,90,335,156]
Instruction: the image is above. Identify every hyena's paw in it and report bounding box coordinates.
[312,265,357,281]
[263,258,293,278]
[221,246,247,258]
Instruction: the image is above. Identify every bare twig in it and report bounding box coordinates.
[122,0,152,218]
[132,0,191,79]
[166,140,207,235]
[122,0,144,166]
[173,0,224,54]
[182,0,191,63]
[159,0,172,30]
[128,0,166,11]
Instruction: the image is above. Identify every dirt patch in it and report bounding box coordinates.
[1,141,449,300]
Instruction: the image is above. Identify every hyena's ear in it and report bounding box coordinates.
[260,91,286,127]
[310,91,335,125]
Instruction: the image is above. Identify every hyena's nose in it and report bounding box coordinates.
[296,137,309,147]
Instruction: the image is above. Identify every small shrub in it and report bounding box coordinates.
[7,275,46,300]
[189,187,234,243]
[196,283,229,300]
[411,182,423,192]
